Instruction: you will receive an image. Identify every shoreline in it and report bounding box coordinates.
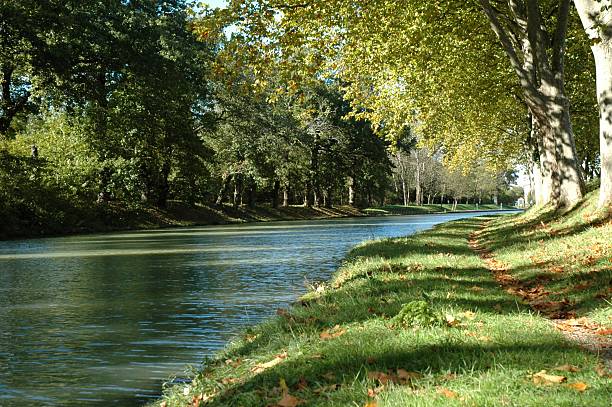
[0,201,519,242]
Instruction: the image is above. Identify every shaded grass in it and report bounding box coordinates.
[0,201,366,240]
[477,190,612,325]
[155,192,612,406]
[366,204,513,216]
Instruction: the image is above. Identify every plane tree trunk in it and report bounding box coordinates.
[479,0,584,208]
[574,0,612,208]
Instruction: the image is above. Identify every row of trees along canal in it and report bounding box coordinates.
[204,0,611,210]
[2,1,602,236]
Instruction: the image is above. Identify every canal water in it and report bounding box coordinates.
[0,211,512,405]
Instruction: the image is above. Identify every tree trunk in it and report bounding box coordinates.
[479,0,583,208]
[415,152,421,205]
[548,95,584,207]
[593,43,612,207]
[156,158,171,208]
[348,177,355,206]
[283,187,289,207]
[216,173,231,206]
[304,182,313,207]
[272,179,280,209]
[233,174,242,208]
[574,0,612,207]
[246,177,256,208]
[325,188,333,208]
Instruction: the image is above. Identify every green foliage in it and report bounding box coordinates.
[391,300,443,328]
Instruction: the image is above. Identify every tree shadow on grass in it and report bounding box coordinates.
[207,339,604,406]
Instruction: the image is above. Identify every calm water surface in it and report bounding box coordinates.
[0,212,511,405]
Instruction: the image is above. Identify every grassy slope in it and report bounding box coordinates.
[365,204,511,216]
[0,202,365,240]
[156,192,611,407]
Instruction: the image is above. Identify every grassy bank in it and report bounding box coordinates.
[0,202,365,240]
[365,203,514,216]
[155,190,611,406]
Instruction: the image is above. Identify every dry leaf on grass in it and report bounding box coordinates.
[367,385,385,397]
[445,314,461,327]
[397,369,423,382]
[277,393,303,407]
[364,401,378,407]
[437,387,459,398]
[595,364,612,378]
[320,325,347,340]
[553,364,580,373]
[191,393,213,407]
[221,377,239,385]
[532,370,567,385]
[367,371,392,384]
[322,372,336,381]
[566,382,588,392]
[251,352,288,373]
[224,358,241,367]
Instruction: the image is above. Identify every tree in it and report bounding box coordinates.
[573,0,612,207]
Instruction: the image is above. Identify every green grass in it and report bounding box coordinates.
[366,203,512,216]
[155,192,611,407]
[0,201,365,240]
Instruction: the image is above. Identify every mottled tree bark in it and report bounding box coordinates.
[574,0,612,208]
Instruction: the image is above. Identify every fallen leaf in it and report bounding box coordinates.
[251,352,288,373]
[277,393,303,407]
[532,370,567,385]
[224,358,241,367]
[440,373,457,381]
[460,311,476,319]
[160,402,167,407]
[221,377,239,385]
[396,369,422,381]
[596,328,612,335]
[367,385,385,397]
[364,401,378,407]
[322,372,336,381]
[437,388,458,398]
[191,394,212,407]
[320,325,347,340]
[295,377,308,391]
[595,364,612,378]
[445,314,460,327]
[566,382,588,392]
[367,371,392,384]
[469,286,484,292]
[553,364,580,373]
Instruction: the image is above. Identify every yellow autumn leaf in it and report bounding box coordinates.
[566,382,588,392]
[532,370,567,385]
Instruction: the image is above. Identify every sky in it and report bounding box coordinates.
[203,0,227,8]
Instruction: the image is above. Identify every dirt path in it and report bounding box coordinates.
[468,222,612,375]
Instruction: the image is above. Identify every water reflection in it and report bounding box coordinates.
[0,212,513,405]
